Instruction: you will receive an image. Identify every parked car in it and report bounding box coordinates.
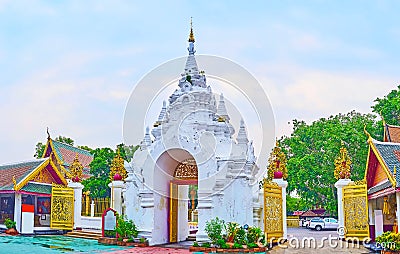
[302,217,319,228]
[308,218,339,231]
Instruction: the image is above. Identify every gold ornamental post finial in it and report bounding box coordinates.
[364,124,372,140]
[12,176,17,190]
[188,17,195,42]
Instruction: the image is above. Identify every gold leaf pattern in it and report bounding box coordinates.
[174,159,198,179]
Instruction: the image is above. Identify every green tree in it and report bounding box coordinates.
[82,147,115,198]
[280,111,381,215]
[372,85,400,126]
[118,144,139,162]
[55,136,74,146]
[286,196,310,214]
[34,142,46,158]
[78,145,93,153]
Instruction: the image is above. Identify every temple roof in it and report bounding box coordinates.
[21,182,52,195]
[44,139,93,170]
[0,156,67,192]
[384,124,400,143]
[373,140,400,185]
[0,159,46,191]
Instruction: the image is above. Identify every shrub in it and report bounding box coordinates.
[247,242,258,248]
[4,218,16,229]
[234,227,247,245]
[115,214,138,239]
[216,238,229,248]
[233,242,242,249]
[226,222,239,242]
[247,226,263,244]
[192,241,199,247]
[103,229,116,238]
[205,217,225,244]
[201,242,211,248]
[376,231,400,251]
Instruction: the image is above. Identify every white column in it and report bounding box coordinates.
[90,200,95,217]
[396,192,400,232]
[108,181,124,215]
[13,193,22,232]
[68,182,84,229]
[273,178,288,240]
[368,201,374,225]
[334,179,352,238]
[196,189,213,243]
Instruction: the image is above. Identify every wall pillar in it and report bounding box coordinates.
[108,181,124,215]
[396,192,400,232]
[13,193,21,232]
[68,182,84,229]
[334,178,352,238]
[273,178,288,240]
[90,200,95,217]
[196,189,213,243]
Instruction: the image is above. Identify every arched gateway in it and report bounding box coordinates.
[124,25,261,245]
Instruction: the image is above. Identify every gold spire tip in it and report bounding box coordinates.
[188,17,195,42]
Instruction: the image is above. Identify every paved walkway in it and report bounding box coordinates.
[102,228,375,253]
[269,228,373,253]
[106,247,190,254]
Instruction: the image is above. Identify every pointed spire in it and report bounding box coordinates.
[144,126,151,145]
[237,119,249,144]
[188,17,195,43]
[47,127,51,139]
[217,93,230,122]
[187,18,196,56]
[140,127,152,150]
[158,101,167,122]
[70,153,83,181]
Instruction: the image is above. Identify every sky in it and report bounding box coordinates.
[0,1,399,163]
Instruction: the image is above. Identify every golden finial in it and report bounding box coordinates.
[188,17,195,42]
[394,166,397,176]
[12,176,17,190]
[70,153,83,181]
[364,124,372,140]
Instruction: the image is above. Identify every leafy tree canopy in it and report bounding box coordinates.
[280,110,381,215]
[372,85,400,125]
[82,144,139,198]
[286,195,310,214]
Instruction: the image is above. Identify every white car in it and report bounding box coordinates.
[308,218,339,231]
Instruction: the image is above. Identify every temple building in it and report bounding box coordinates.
[365,121,400,240]
[0,133,93,233]
[125,24,260,245]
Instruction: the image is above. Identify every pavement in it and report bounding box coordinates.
[102,228,376,253]
[269,227,374,254]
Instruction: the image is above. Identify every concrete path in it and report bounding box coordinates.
[105,247,190,254]
[269,227,373,253]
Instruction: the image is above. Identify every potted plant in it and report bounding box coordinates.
[4,218,18,236]
[115,214,138,246]
[376,231,400,253]
[226,222,239,243]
